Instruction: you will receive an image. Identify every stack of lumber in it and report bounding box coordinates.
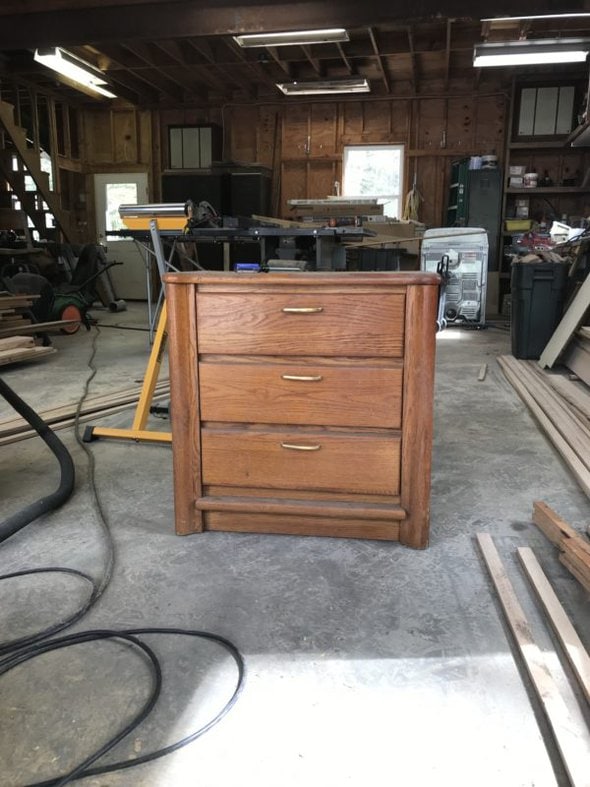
[532,501,590,593]
[0,335,56,367]
[0,293,35,335]
[498,355,590,498]
[0,380,171,445]
[0,292,79,338]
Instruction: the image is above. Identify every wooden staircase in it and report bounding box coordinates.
[0,99,76,242]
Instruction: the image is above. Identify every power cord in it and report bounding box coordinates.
[0,327,245,786]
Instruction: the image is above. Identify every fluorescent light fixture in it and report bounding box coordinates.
[481,14,590,21]
[276,78,370,96]
[234,28,349,48]
[473,38,590,67]
[34,47,116,98]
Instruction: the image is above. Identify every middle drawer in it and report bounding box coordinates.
[199,362,403,428]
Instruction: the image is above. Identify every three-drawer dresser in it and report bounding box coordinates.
[164,271,439,548]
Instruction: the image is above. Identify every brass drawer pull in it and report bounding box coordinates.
[281,374,323,382]
[281,442,321,451]
[281,306,324,314]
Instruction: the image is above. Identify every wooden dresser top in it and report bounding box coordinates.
[163,271,441,286]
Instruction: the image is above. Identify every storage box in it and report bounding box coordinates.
[511,260,567,359]
[509,165,526,176]
[509,176,524,187]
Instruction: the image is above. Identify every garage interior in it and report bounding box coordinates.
[0,2,589,786]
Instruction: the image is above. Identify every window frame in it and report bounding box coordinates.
[342,143,405,219]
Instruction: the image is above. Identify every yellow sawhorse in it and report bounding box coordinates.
[83,302,172,444]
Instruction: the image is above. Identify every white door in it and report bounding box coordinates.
[94,172,149,300]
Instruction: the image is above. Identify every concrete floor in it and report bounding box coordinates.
[0,302,589,787]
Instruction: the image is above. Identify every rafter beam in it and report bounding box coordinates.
[97,43,185,102]
[336,42,354,75]
[124,41,207,100]
[265,47,294,80]
[368,26,390,93]
[444,18,452,91]
[222,38,279,94]
[407,27,418,95]
[301,45,322,76]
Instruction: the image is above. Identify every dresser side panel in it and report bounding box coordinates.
[167,282,203,534]
[399,283,438,548]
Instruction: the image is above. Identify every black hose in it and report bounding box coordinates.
[0,377,75,543]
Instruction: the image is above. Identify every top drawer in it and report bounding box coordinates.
[196,292,406,356]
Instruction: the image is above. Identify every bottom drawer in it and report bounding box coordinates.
[203,510,401,541]
[201,428,401,496]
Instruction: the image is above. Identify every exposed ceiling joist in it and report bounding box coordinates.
[368,27,390,93]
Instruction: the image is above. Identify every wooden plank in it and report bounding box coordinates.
[0,392,171,447]
[498,357,590,497]
[512,358,590,448]
[532,501,589,552]
[0,381,170,438]
[539,274,590,368]
[0,346,56,366]
[518,547,590,706]
[560,554,590,594]
[478,363,488,381]
[476,533,590,787]
[536,366,590,421]
[0,319,79,338]
[563,339,590,388]
[0,335,35,350]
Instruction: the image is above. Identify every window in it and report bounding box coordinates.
[169,126,213,169]
[342,144,404,219]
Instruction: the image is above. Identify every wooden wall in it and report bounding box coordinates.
[78,89,509,232]
[81,106,156,238]
[223,92,509,225]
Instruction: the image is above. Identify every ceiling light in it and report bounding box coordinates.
[234,29,349,48]
[277,78,370,96]
[473,39,590,67]
[34,47,116,98]
[481,14,590,21]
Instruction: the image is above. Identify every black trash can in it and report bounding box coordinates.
[510,259,568,360]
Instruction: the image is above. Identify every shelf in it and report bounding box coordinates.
[506,187,589,194]
[509,140,573,150]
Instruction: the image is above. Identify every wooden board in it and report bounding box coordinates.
[518,547,590,706]
[539,274,590,368]
[0,319,79,338]
[498,356,590,497]
[563,339,590,388]
[0,336,35,351]
[0,346,56,367]
[477,533,590,787]
[537,367,590,420]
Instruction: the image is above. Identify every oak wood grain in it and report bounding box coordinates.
[199,361,403,428]
[204,511,401,541]
[196,292,405,356]
[201,428,401,496]
[399,283,438,548]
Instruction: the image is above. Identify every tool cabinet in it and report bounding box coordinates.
[164,271,439,547]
